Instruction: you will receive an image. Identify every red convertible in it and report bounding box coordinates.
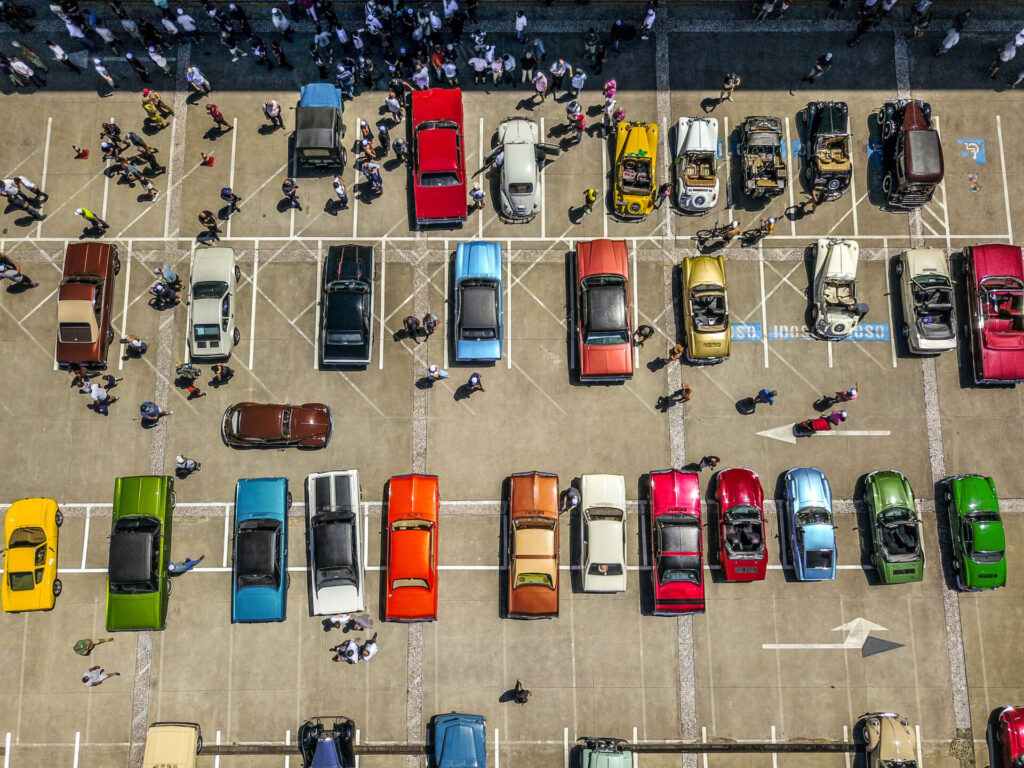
[574,239,633,382]
[995,706,1024,768]
[385,474,439,622]
[715,468,767,581]
[965,244,1024,384]
[649,469,704,615]
[412,88,467,227]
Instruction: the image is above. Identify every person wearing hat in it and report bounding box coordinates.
[427,364,449,381]
[270,7,293,40]
[125,52,151,82]
[175,455,201,477]
[168,555,204,575]
[142,100,168,129]
[469,182,486,211]
[145,87,174,117]
[147,46,173,76]
[801,52,834,84]
[92,57,116,91]
[76,207,109,230]
[826,409,848,426]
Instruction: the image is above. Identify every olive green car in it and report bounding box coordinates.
[681,254,730,364]
[864,470,924,584]
[106,475,175,631]
[944,474,1006,590]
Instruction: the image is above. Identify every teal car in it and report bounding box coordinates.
[864,470,924,584]
[232,478,290,623]
[106,476,175,631]
[945,474,1006,590]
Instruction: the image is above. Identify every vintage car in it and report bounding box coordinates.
[681,254,730,364]
[222,402,332,448]
[944,474,1006,590]
[964,244,1024,384]
[2,498,62,612]
[106,475,174,631]
[578,739,634,768]
[739,115,787,199]
[877,99,943,209]
[484,117,559,221]
[187,247,239,360]
[433,714,487,768]
[298,717,356,768]
[385,474,439,622]
[995,706,1024,768]
[508,471,559,619]
[296,83,347,168]
[55,242,120,369]
[895,248,957,354]
[579,473,627,593]
[306,470,364,615]
[412,87,467,227]
[232,478,289,623]
[863,470,924,584]
[674,116,719,213]
[811,238,862,340]
[142,722,202,768]
[715,468,768,582]
[454,241,503,362]
[649,469,705,615]
[784,467,836,582]
[861,713,918,768]
[614,121,658,218]
[320,244,374,366]
[574,239,633,382]
[804,101,852,202]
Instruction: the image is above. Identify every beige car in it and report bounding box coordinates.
[142,722,202,768]
[861,712,917,768]
[681,254,730,364]
[895,248,956,354]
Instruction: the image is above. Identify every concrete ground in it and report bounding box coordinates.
[0,2,1023,768]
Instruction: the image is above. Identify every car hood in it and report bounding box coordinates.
[191,247,235,281]
[816,239,859,280]
[787,468,832,509]
[582,475,626,511]
[581,342,632,378]
[904,247,949,280]
[676,117,718,155]
[234,583,285,622]
[455,241,502,280]
[868,471,913,510]
[499,117,538,145]
[717,468,763,511]
[619,123,656,158]
[434,715,486,768]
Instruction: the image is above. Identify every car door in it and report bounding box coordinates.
[536,142,560,170]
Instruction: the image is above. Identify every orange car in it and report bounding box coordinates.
[385,474,439,622]
[508,472,559,619]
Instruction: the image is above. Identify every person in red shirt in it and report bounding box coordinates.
[205,103,230,130]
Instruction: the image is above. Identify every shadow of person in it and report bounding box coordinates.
[701,97,720,113]
[568,205,585,225]
[454,384,472,401]
[785,204,809,221]
[655,395,677,413]
[498,689,518,704]
[736,397,756,415]
[515,97,537,111]
[415,377,436,390]
[647,357,669,372]
[813,395,836,412]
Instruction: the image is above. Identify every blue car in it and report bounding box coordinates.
[433,713,486,768]
[454,241,503,362]
[784,467,837,581]
[232,478,290,622]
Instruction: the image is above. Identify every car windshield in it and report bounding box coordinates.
[515,573,554,589]
[193,280,227,300]
[326,329,365,345]
[587,562,624,576]
[7,571,35,591]
[797,508,831,525]
[911,274,950,289]
[725,506,759,521]
[805,549,833,570]
[58,322,96,343]
[419,171,460,187]
[9,527,45,547]
[328,280,368,294]
[966,510,1000,523]
[317,566,356,587]
[881,761,917,768]
[881,508,914,524]
[194,324,221,341]
[508,182,533,195]
[969,547,1005,565]
[392,577,429,589]
[393,518,433,531]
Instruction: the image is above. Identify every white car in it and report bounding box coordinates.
[187,247,240,359]
[674,117,720,214]
[895,248,957,354]
[306,470,364,615]
[811,238,862,340]
[579,474,627,593]
[485,117,560,221]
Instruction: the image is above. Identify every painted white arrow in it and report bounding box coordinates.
[756,424,892,445]
[762,617,888,650]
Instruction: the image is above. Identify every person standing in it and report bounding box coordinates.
[640,6,655,40]
[147,46,172,76]
[989,40,1017,78]
[121,335,148,356]
[140,400,171,426]
[935,25,960,56]
[403,315,421,339]
[514,10,527,43]
[582,187,597,215]
[221,186,242,214]
[198,209,220,240]
[569,67,586,98]
[271,7,293,40]
[800,52,833,85]
[206,104,230,131]
[263,99,284,129]
[11,42,49,73]
[282,178,301,209]
[211,362,234,384]
[15,176,47,203]
[548,58,570,96]
[73,637,114,656]
[609,19,627,53]
[720,71,741,102]
[0,254,39,288]
[145,88,174,117]
[560,486,581,513]
[8,197,46,220]
[176,8,199,42]
[360,633,379,661]
[468,372,484,392]
[187,65,211,94]
[126,52,151,82]
[175,455,201,477]
[82,667,120,687]
[76,207,110,231]
[423,313,439,337]
[469,182,486,211]
[696,455,720,472]
[513,680,531,705]
[331,176,348,210]
[752,388,777,406]
[532,70,548,102]
[428,364,449,381]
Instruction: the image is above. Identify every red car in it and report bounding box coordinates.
[996,706,1024,768]
[221,402,333,448]
[965,244,1024,384]
[55,242,120,369]
[412,88,467,227]
[649,469,704,615]
[574,239,633,382]
[715,468,768,582]
[385,474,439,622]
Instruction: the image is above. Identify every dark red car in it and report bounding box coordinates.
[964,244,1024,384]
[221,403,332,448]
[649,469,704,615]
[715,468,768,581]
[997,706,1024,768]
[412,88,467,227]
[574,239,633,382]
[55,242,120,369]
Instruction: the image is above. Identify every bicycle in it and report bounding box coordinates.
[694,219,741,249]
[741,216,776,246]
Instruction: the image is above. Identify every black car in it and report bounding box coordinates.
[320,245,374,366]
[298,717,356,768]
[804,101,852,202]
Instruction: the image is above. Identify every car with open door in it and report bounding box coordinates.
[877,99,943,209]
[811,238,862,340]
[485,117,559,221]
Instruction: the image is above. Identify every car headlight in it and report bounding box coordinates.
[628,202,641,214]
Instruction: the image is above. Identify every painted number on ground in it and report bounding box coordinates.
[958,138,986,164]
[768,324,811,341]
[766,323,890,341]
[836,322,890,341]
[730,323,762,341]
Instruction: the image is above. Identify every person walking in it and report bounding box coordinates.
[206,104,231,131]
[569,67,586,98]
[73,637,114,656]
[801,52,833,86]
[696,455,720,472]
[513,680,531,705]
[282,178,301,210]
[384,91,404,121]
[82,667,120,687]
[221,187,242,215]
[520,48,536,85]
[76,207,109,231]
[989,40,1017,78]
[513,9,528,43]
[719,71,741,102]
[755,0,776,21]
[532,70,548,102]
[423,313,439,337]
[360,632,379,661]
[11,41,49,74]
[121,334,148,356]
[753,388,777,406]
[175,455,201,477]
[146,46,172,76]
[145,88,174,117]
[331,176,348,210]
[654,182,672,209]
[935,25,960,56]
[176,8,199,42]
[0,254,39,288]
[633,324,655,347]
[336,638,360,663]
[270,40,291,70]
[211,363,234,385]
[271,7,293,40]
[640,6,655,40]
[428,364,449,381]
[198,209,220,240]
[609,19,627,53]
[468,372,484,392]
[469,182,486,211]
[150,281,180,305]
[263,99,285,129]
[186,65,211,94]
[45,39,82,73]
[582,187,597,215]
[125,53,151,82]
[89,380,118,412]
[548,58,570,96]
[168,555,204,574]
[403,315,421,340]
[140,400,171,426]
[154,264,180,289]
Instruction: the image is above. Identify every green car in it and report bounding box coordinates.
[864,470,924,584]
[106,476,175,631]
[578,739,633,768]
[944,474,1006,591]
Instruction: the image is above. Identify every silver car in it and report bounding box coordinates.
[187,247,240,359]
[485,117,559,221]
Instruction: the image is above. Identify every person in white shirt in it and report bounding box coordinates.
[82,667,120,687]
[548,58,570,95]
[340,639,360,663]
[570,68,586,97]
[327,613,352,629]
[442,0,458,20]
[501,53,516,86]
[641,8,655,40]
[468,56,488,85]
[360,633,379,661]
[442,60,458,86]
[514,10,527,43]
[176,9,199,43]
[411,63,430,89]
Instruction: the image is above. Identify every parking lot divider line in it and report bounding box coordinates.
[215,731,221,768]
[284,729,291,768]
[80,507,90,570]
[507,241,512,369]
[355,730,360,768]
[478,118,485,240]
[602,138,609,238]
[827,340,833,369]
[784,117,796,237]
[443,243,449,371]
[563,728,569,768]
[21,286,58,325]
[771,725,778,768]
[540,118,547,238]
[100,115,114,221]
[222,507,230,567]
[996,116,1014,243]
[118,245,133,371]
[363,513,369,571]
[5,732,10,768]
[633,728,639,768]
[72,731,79,768]
[915,726,924,768]
[702,726,708,768]
[36,117,52,240]
[227,119,238,239]
[494,729,499,768]
[758,249,769,368]
[631,240,640,370]
[378,243,386,370]
[315,243,323,370]
[848,164,859,237]
[249,246,259,370]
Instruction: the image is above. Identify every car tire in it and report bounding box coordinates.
[811,305,819,324]
[167,578,172,594]
[861,726,870,744]
[882,120,894,140]
[113,254,121,275]
[901,323,909,339]
[869,553,876,566]
[55,510,64,527]
[234,266,241,281]
[107,327,115,346]
[170,491,177,509]
[875,109,885,126]
[952,557,960,574]
[196,736,203,754]
[287,492,293,507]
[882,174,893,195]
[943,489,952,505]
[52,579,62,597]
[233,327,241,345]
[894,258,904,277]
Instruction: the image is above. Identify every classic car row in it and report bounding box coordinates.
[3,469,1006,624]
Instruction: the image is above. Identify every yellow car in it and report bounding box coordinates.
[2,498,63,612]
[681,255,731,363]
[614,121,658,219]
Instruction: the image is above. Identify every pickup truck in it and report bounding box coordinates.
[296,83,347,168]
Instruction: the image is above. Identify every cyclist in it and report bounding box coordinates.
[759,216,776,236]
[722,219,741,240]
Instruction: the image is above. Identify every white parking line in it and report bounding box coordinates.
[80,507,90,570]
[770,725,778,768]
[4,731,10,768]
[355,730,360,768]
[363,513,369,570]
[215,731,221,768]
[222,506,230,567]
[478,117,485,239]
[848,164,859,236]
[996,115,1013,243]
[631,239,639,370]
[506,240,512,369]
[701,726,708,768]
[916,725,924,767]
[378,241,386,370]
[249,246,259,369]
[72,731,80,768]
[562,728,569,768]
[227,117,238,239]
[758,248,769,368]
[723,115,732,218]
[540,117,546,239]
[443,244,450,370]
[495,728,500,768]
[101,115,114,221]
[36,117,52,240]
[21,286,58,322]
[842,725,850,768]
[116,244,135,371]
[783,116,796,237]
[601,139,608,238]
[284,729,290,768]
[314,242,323,370]
[827,339,833,368]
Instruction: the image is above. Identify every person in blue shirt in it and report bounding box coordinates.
[754,388,777,406]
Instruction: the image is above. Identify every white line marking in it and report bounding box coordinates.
[849,164,859,236]
[506,240,512,369]
[842,725,850,768]
[36,116,52,239]
[378,241,386,370]
[215,730,221,768]
[284,729,290,768]
[827,339,833,368]
[363,512,369,573]
[759,243,769,368]
[355,729,360,768]
[101,114,114,221]
[723,115,731,219]
[72,731,80,768]
[21,287,58,322]
[249,247,259,370]
[540,117,546,238]
[701,726,708,768]
[631,239,639,370]
[4,732,11,768]
[996,115,1013,243]
[443,244,450,370]
[602,137,609,238]
[783,116,796,237]
[227,117,238,239]
[118,245,132,371]
[770,725,778,768]
[478,117,485,239]
[222,506,230,567]
[633,727,639,768]
[314,242,323,370]
[351,167,359,238]
[80,507,91,570]
[563,728,569,768]
[495,728,500,768]
[915,724,924,768]
[163,105,178,239]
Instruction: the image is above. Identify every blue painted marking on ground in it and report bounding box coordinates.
[717,139,725,159]
[729,137,740,158]
[836,322,890,342]
[867,139,884,165]
[730,323,762,342]
[957,138,986,164]
[765,323,890,341]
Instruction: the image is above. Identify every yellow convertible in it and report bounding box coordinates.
[614,121,658,219]
[681,255,731,363]
[2,498,62,612]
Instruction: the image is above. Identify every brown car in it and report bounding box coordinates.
[221,402,333,448]
[55,242,120,369]
[508,471,559,619]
